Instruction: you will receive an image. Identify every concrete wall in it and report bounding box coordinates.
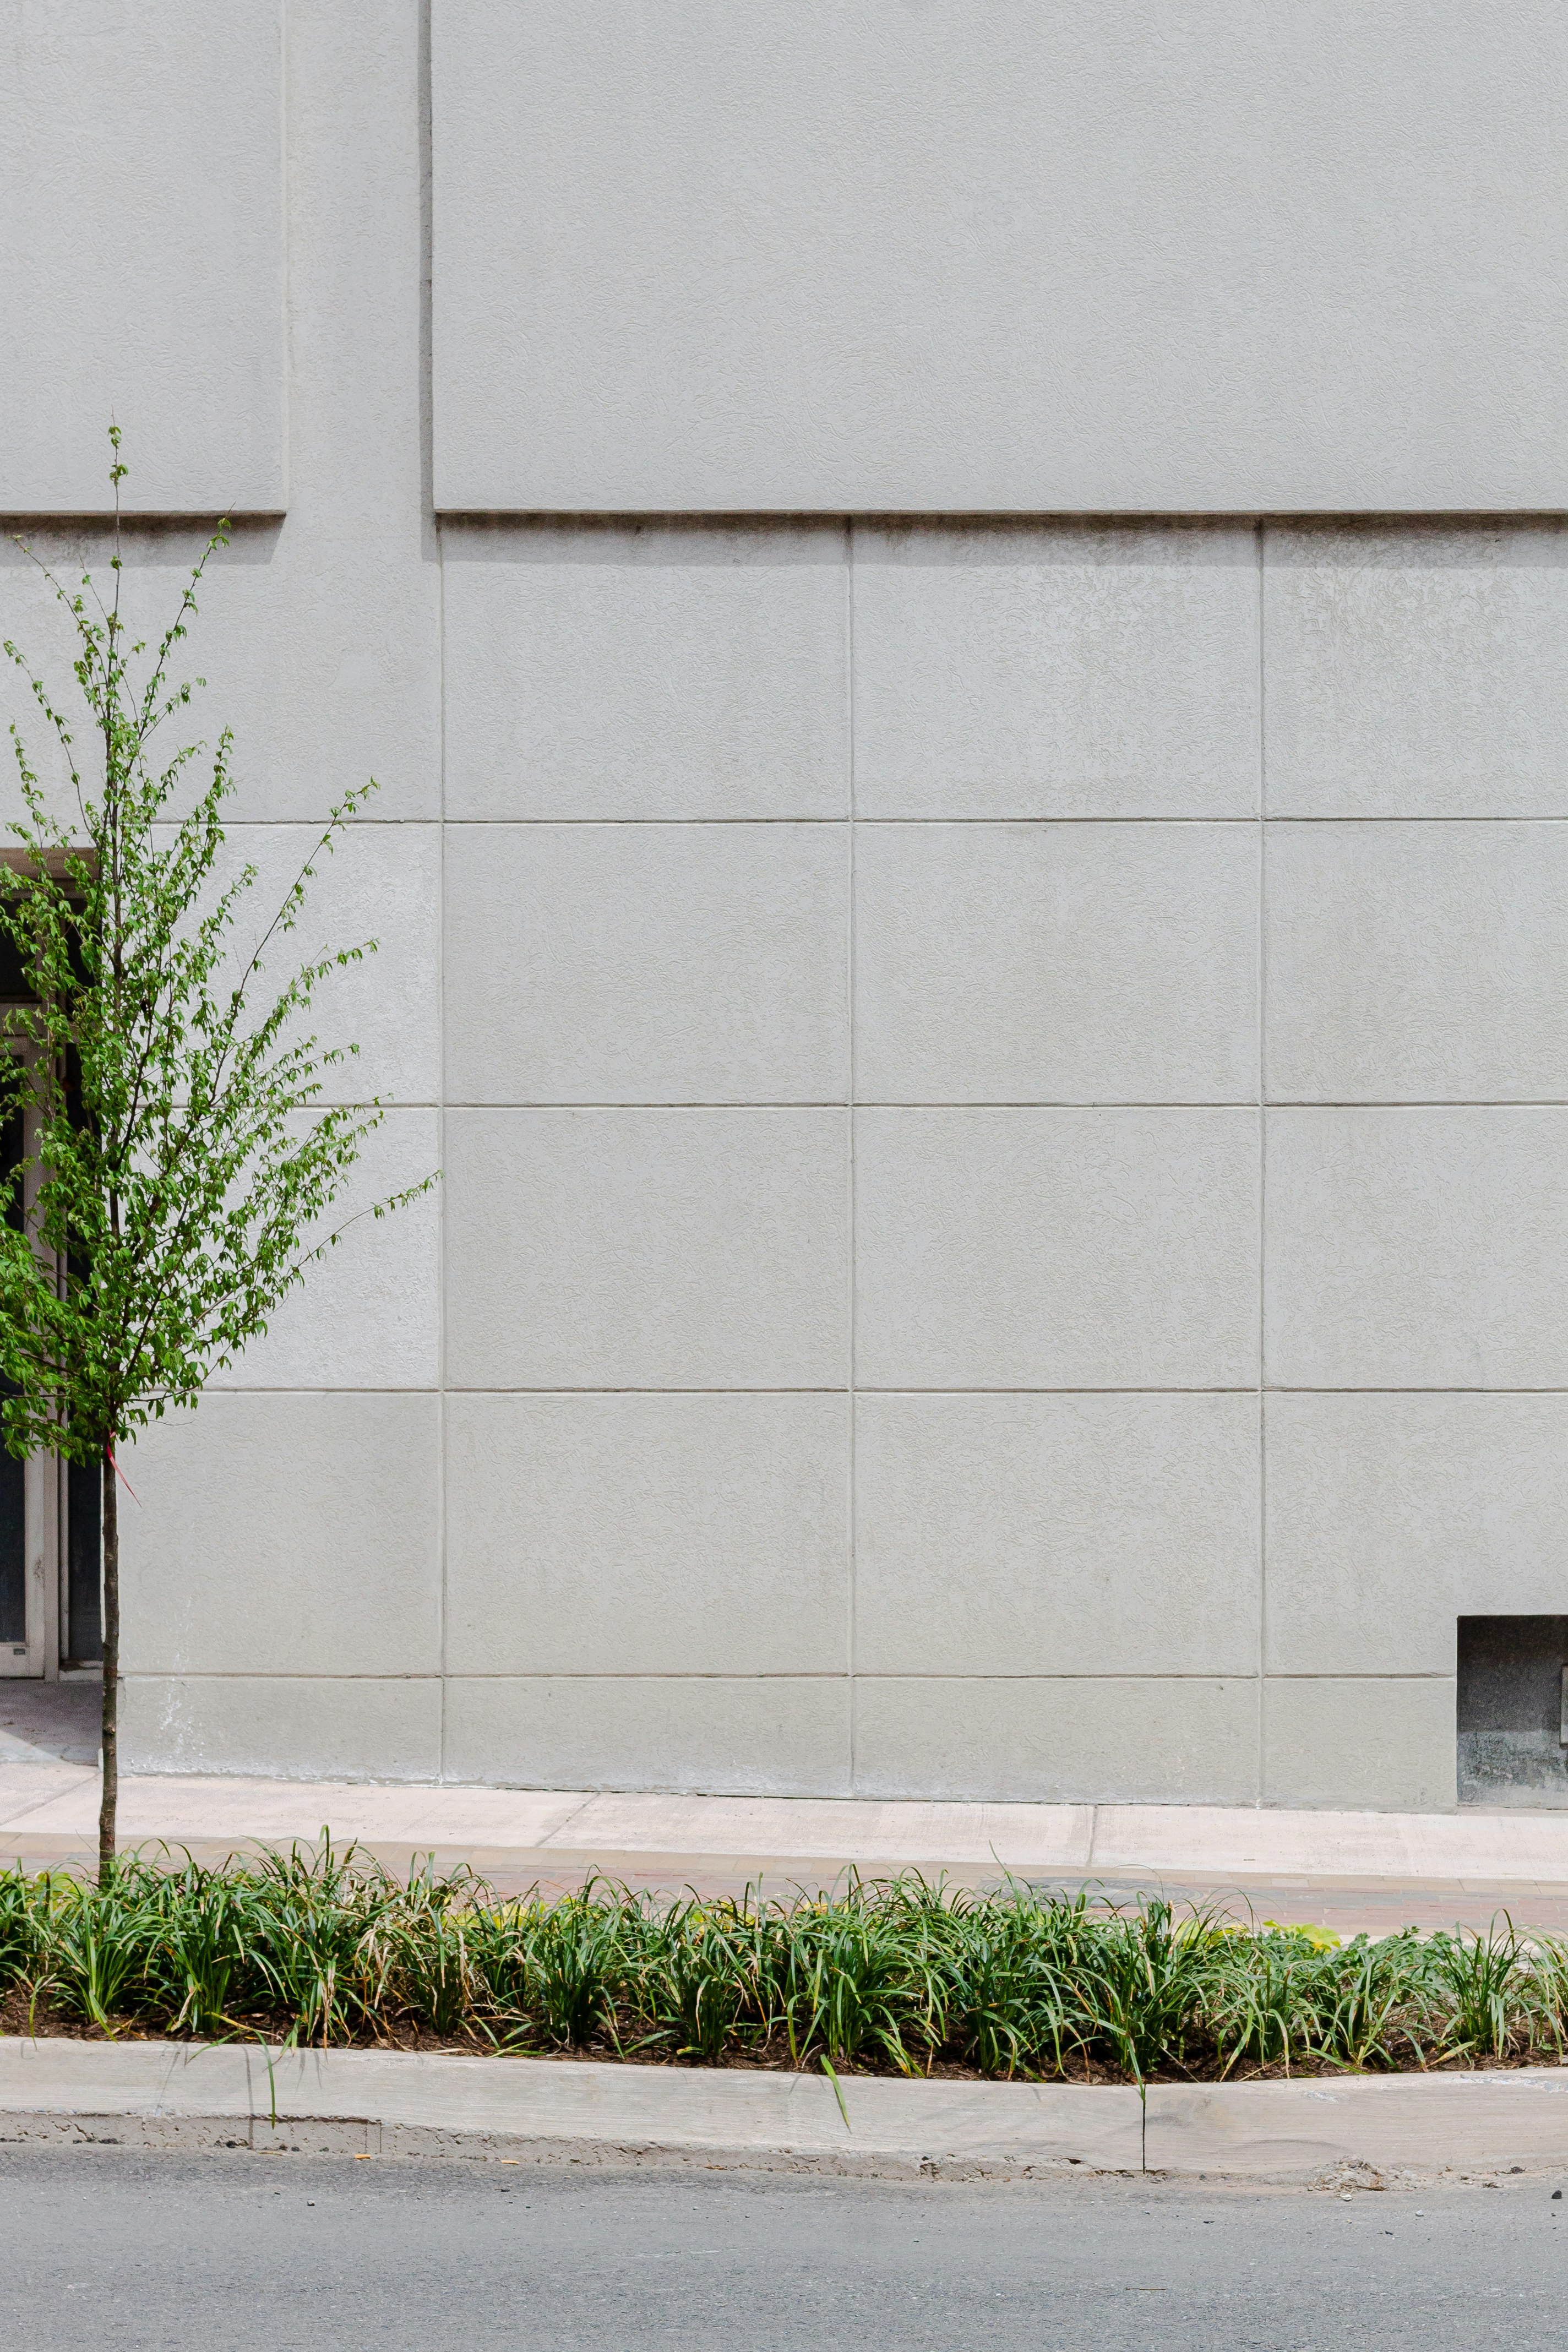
[0,2,284,512]
[433,0,1568,510]
[3,4,1567,1805]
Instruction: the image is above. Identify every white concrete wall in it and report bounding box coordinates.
[0,0,443,1777]
[2,4,1567,1806]
[433,0,1568,510]
[0,1,284,513]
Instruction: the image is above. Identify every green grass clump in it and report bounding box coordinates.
[1,1848,1564,2083]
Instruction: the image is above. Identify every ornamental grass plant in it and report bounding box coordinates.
[3,1848,1568,2084]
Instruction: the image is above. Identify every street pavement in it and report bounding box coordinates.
[1,2146,1564,2350]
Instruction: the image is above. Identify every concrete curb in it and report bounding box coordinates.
[3,2039,1568,2184]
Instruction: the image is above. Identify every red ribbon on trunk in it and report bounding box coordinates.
[104,1440,140,1505]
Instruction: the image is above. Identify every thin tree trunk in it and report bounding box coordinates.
[98,1445,118,1886]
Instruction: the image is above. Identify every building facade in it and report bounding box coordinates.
[2,3,1567,1809]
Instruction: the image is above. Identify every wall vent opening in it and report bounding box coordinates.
[1457,1616,1568,1809]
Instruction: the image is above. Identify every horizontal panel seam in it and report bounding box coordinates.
[116,1670,1455,1684]
[186,1385,1568,1396]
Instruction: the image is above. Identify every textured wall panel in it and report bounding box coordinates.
[1,1,284,512]
[433,0,1568,511]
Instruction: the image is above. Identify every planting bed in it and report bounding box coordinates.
[2,1845,1565,2087]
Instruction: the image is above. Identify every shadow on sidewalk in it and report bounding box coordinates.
[0,1678,100,1767]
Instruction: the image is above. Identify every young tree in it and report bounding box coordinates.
[0,431,432,1881]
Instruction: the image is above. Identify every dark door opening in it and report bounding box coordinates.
[66,1456,101,1665]
[0,1034,101,1672]
[0,1092,25,1659]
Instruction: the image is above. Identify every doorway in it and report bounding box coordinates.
[0,1042,100,1678]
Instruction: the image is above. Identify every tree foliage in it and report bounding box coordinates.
[0,433,429,1463]
[0,430,434,1877]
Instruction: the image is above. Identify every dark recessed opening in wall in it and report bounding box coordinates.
[1457,1617,1568,1808]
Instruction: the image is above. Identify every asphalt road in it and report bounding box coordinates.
[1,2147,1564,2350]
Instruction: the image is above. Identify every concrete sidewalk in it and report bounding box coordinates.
[8,1750,1568,1932]
[3,2037,1567,2184]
